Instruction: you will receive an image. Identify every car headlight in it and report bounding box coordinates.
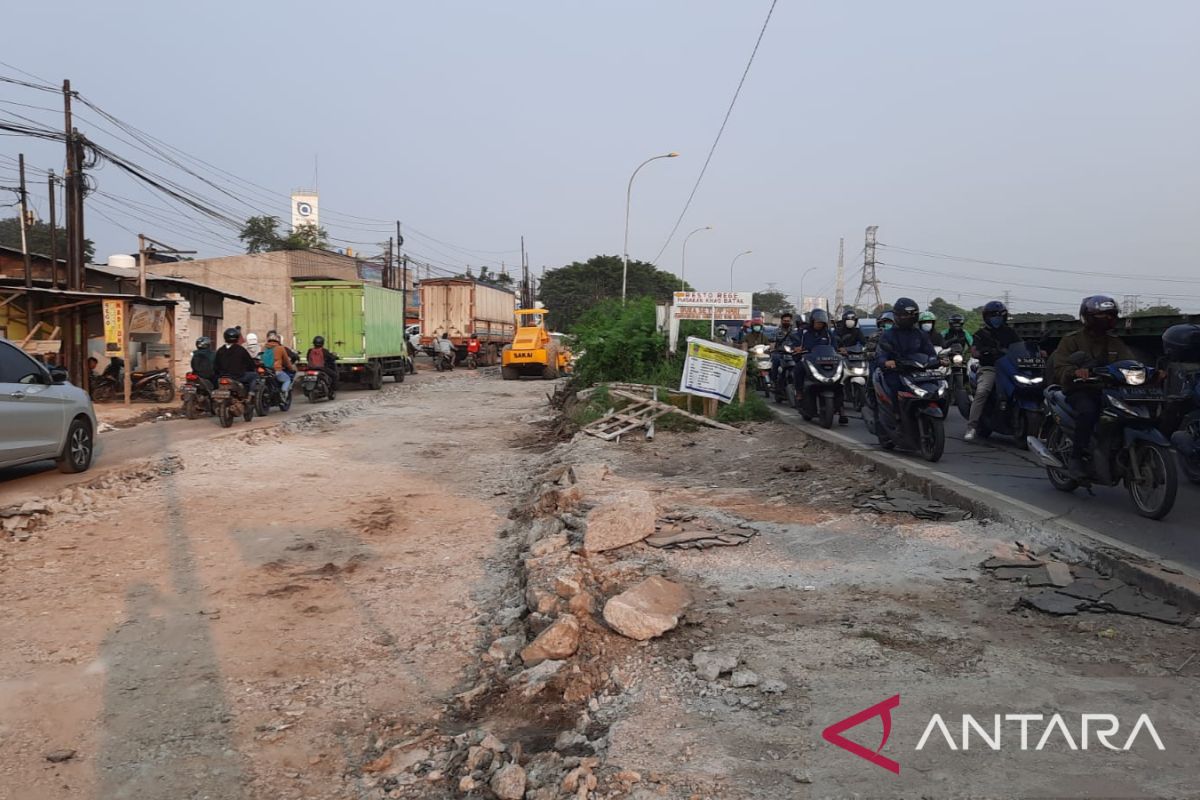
[1120,368,1146,386]
[1013,374,1043,385]
[952,354,964,364]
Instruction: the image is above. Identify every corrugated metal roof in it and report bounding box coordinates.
[86,263,260,304]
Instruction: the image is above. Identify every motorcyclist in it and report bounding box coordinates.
[743,318,768,350]
[834,309,865,349]
[260,331,295,398]
[943,314,973,349]
[875,298,938,411]
[792,309,846,424]
[245,332,261,358]
[436,332,455,368]
[306,335,339,388]
[213,327,258,394]
[919,312,945,346]
[1047,295,1135,479]
[190,336,217,386]
[769,312,796,388]
[964,301,1022,442]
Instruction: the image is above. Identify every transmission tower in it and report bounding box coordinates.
[1122,295,1140,316]
[852,225,882,312]
[1002,290,1012,311]
[834,237,845,312]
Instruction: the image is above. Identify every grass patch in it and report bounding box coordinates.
[716,392,773,423]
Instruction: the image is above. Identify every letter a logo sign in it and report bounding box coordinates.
[822,694,901,774]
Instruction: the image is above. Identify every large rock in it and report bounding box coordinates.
[583,490,657,553]
[521,614,581,665]
[490,763,527,799]
[603,576,691,640]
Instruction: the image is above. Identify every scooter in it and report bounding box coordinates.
[255,365,293,414]
[774,345,797,407]
[750,344,773,396]
[1029,354,1177,520]
[299,364,336,403]
[798,344,845,429]
[969,341,1045,449]
[90,357,175,404]
[435,351,455,371]
[841,344,868,412]
[866,352,950,462]
[180,372,214,419]
[211,376,255,428]
[944,343,972,418]
[1157,323,1200,484]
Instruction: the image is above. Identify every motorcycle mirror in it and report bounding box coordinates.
[48,366,69,384]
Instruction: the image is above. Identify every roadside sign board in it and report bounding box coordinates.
[679,336,746,403]
[669,291,752,351]
[102,299,124,356]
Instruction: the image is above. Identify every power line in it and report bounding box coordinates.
[649,0,778,266]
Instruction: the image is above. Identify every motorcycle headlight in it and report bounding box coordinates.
[784,345,794,354]
[952,354,964,365]
[1120,368,1146,386]
[1013,374,1043,385]
[1107,394,1148,417]
[901,376,928,397]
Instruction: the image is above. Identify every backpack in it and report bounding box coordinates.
[261,347,276,370]
[308,348,325,368]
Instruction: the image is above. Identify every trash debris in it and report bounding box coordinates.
[580,387,740,441]
[853,488,972,521]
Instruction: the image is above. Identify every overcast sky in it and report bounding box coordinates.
[3,1,1198,313]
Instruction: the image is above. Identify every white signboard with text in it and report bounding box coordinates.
[669,291,752,351]
[678,336,747,403]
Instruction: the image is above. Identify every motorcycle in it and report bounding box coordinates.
[299,363,336,403]
[90,357,174,404]
[798,344,845,429]
[773,344,797,407]
[749,344,773,396]
[435,350,455,371]
[841,344,869,412]
[969,341,1045,449]
[180,372,214,420]
[210,375,255,428]
[1158,324,1200,484]
[255,365,293,415]
[943,343,973,418]
[1028,355,1177,520]
[865,352,950,462]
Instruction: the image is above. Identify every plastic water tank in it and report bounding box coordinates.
[106,254,136,269]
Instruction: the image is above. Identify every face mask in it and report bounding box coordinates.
[920,322,934,332]
[845,319,857,329]
[881,322,894,331]
[987,317,1004,329]
[752,326,762,333]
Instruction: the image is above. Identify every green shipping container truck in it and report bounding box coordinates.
[291,280,411,390]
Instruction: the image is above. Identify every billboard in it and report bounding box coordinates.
[292,191,319,231]
[669,291,753,351]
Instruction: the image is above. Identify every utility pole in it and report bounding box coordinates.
[1002,290,1012,311]
[47,172,58,289]
[138,234,147,296]
[395,221,405,308]
[852,225,882,313]
[385,237,394,289]
[18,154,32,289]
[834,237,845,313]
[520,236,530,308]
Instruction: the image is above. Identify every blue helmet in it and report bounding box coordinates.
[982,300,1009,329]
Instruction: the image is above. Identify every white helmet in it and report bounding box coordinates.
[245,332,260,356]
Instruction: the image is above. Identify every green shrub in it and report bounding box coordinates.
[716,391,773,423]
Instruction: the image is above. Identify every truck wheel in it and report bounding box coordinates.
[394,363,406,383]
[502,366,520,381]
[368,364,383,390]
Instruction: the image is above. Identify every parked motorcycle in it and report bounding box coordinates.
[299,363,336,403]
[749,344,773,396]
[865,352,950,462]
[255,365,293,415]
[841,343,868,412]
[1158,323,1200,484]
[944,343,972,418]
[180,372,214,420]
[90,357,174,404]
[968,341,1045,449]
[798,344,845,429]
[1028,355,1176,520]
[211,375,255,428]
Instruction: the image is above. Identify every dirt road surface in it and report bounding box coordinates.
[3,370,1199,800]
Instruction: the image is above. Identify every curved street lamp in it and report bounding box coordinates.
[622,152,679,303]
[680,225,712,292]
[729,250,752,292]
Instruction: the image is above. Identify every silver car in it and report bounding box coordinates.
[0,337,97,474]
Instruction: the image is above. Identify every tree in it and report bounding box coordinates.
[752,290,790,316]
[238,215,329,253]
[538,254,691,331]
[0,216,94,263]
[1131,304,1181,317]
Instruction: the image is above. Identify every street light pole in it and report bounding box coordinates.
[729,250,752,292]
[622,152,678,303]
[680,225,712,292]
[798,267,817,317]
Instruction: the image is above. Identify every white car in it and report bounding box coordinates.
[0,337,97,474]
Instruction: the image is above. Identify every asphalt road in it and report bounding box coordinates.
[773,396,1200,572]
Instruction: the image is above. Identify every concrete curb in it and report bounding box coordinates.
[770,408,1200,614]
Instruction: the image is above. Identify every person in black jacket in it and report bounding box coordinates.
[213,327,258,393]
[875,298,938,410]
[835,309,866,349]
[964,301,1021,441]
[190,336,217,386]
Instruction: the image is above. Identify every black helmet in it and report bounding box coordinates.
[982,300,1009,325]
[195,336,212,350]
[223,327,240,344]
[878,310,896,329]
[809,308,830,329]
[1080,295,1119,332]
[312,335,325,347]
[948,313,965,329]
[893,297,919,330]
[841,308,858,329]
